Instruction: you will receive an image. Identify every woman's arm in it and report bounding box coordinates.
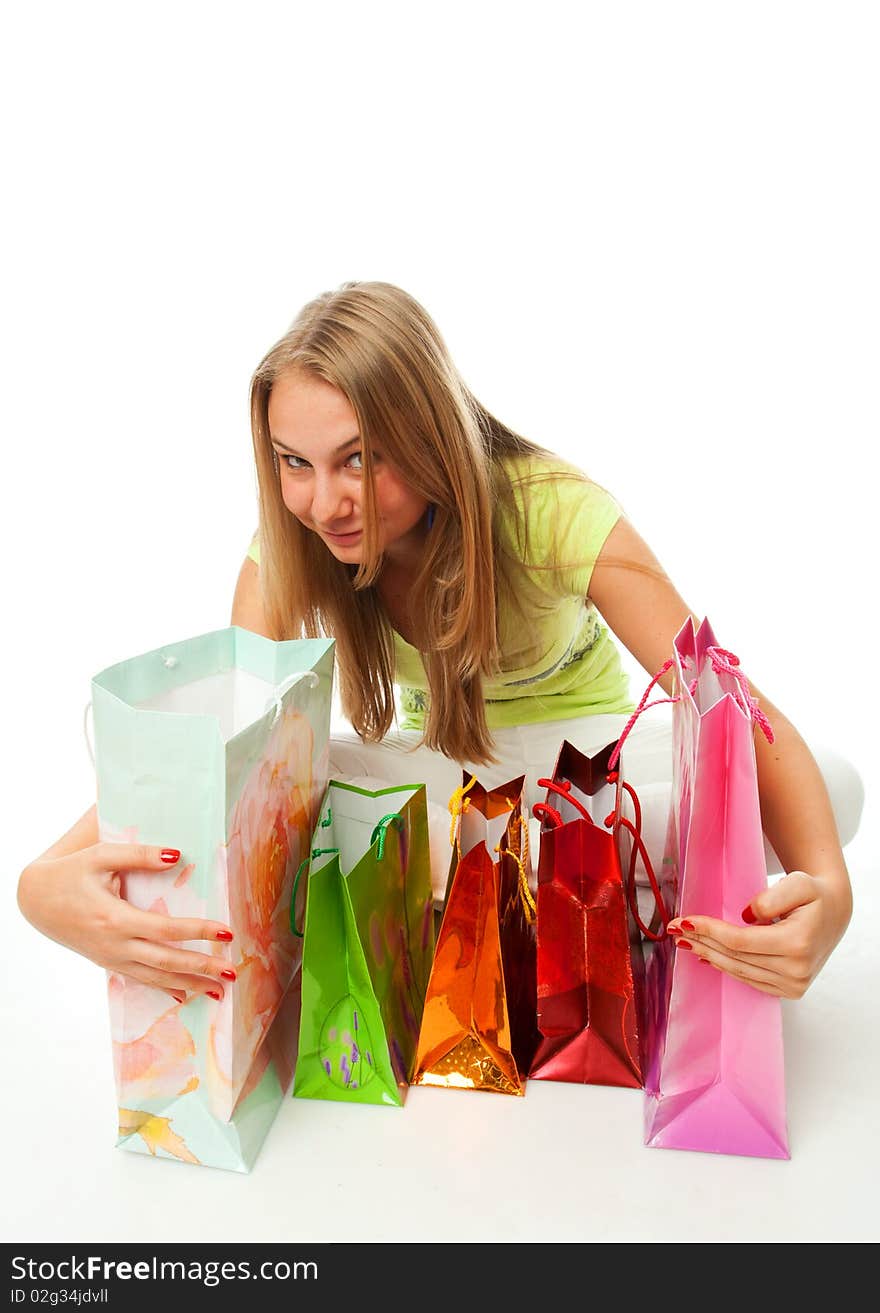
[18,822,237,999]
[588,517,853,998]
[231,556,273,637]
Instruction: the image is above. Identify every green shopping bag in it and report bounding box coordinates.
[91,625,334,1172]
[292,781,435,1107]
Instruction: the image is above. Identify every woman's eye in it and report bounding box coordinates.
[346,451,364,471]
[281,453,308,471]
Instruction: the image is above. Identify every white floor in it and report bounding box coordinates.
[4,800,876,1246]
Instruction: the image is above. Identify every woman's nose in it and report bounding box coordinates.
[311,473,351,525]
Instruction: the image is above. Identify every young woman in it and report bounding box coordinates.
[18,281,860,1005]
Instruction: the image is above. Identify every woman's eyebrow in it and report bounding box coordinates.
[269,435,361,456]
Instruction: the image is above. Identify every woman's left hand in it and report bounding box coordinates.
[665,870,853,999]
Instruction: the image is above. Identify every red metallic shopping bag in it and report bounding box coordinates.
[529,739,668,1088]
[412,774,539,1095]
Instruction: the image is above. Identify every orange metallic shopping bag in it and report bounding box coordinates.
[411,773,539,1095]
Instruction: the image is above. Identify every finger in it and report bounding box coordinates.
[682,938,789,984]
[699,957,786,997]
[118,904,234,945]
[742,871,816,925]
[89,842,184,874]
[130,939,238,987]
[668,914,791,956]
[122,965,227,1000]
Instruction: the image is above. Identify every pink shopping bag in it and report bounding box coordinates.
[639,617,789,1158]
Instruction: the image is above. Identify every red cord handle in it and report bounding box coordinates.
[535,778,595,825]
[532,801,564,829]
[608,789,669,941]
[535,772,668,940]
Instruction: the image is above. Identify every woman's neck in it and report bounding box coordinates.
[380,518,429,572]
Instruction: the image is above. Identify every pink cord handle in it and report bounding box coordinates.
[705,646,775,744]
[607,658,678,772]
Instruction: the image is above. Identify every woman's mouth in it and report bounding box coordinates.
[322,528,363,545]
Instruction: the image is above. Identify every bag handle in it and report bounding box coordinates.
[608,644,773,774]
[494,810,536,924]
[264,670,320,727]
[535,770,669,941]
[290,813,403,938]
[86,667,324,772]
[532,802,563,829]
[83,701,96,771]
[603,778,669,941]
[705,646,775,744]
[447,778,535,922]
[535,777,595,825]
[370,813,403,859]
[289,856,310,938]
[448,774,477,853]
[607,658,682,772]
[289,845,339,937]
[495,837,536,924]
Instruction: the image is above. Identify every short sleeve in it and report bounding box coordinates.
[246,531,260,566]
[506,459,623,599]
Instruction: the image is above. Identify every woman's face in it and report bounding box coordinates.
[267,369,429,565]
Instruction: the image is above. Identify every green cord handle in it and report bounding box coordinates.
[290,812,399,940]
[289,857,310,938]
[370,813,403,860]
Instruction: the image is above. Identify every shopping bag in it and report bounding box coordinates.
[292,781,435,1106]
[412,774,538,1095]
[91,626,334,1172]
[642,616,789,1158]
[529,738,667,1087]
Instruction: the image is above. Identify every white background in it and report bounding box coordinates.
[2,1,877,1244]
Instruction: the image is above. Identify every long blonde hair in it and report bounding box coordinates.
[250,280,562,764]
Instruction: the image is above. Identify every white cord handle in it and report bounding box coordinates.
[265,670,320,726]
[85,669,320,767]
[83,701,95,771]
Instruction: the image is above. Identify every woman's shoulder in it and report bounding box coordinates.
[498,449,621,524]
[496,448,623,580]
[501,449,582,484]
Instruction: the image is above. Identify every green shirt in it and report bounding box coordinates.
[246,454,634,729]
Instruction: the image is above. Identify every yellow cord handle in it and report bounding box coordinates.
[494,838,536,924]
[448,774,477,851]
[449,780,535,922]
[513,809,530,869]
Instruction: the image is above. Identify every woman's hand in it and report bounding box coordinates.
[17,843,237,1003]
[666,869,853,998]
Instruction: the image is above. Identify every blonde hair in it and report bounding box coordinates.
[250,280,571,764]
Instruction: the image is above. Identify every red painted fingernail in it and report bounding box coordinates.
[220,969,236,982]
[741,905,757,924]
[676,939,693,950]
[680,920,696,931]
[667,926,682,937]
[161,849,181,863]
[215,930,234,942]
[206,990,221,1000]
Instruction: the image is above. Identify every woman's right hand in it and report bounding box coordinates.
[17,842,237,1004]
